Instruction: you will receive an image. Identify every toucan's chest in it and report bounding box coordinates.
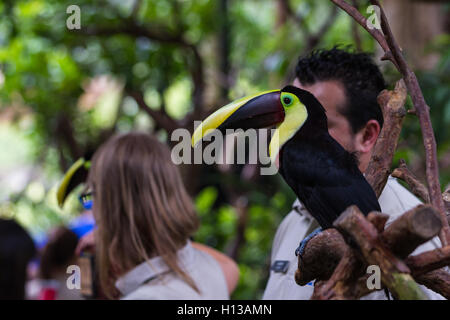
[278,131,358,190]
[277,129,381,229]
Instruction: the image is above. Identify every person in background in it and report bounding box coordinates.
[31,226,84,300]
[0,218,36,299]
[263,47,443,300]
[82,132,238,299]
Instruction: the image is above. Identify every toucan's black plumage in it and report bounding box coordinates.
[279,86,380,228]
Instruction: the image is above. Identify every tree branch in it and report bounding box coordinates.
[380,205,442,259]
[392,159,430,203]
[405,246,450,277]
[128,90,179,133]
[413,269,450,300]
[333,206,428,300]
[369,0,449,245]
[296,205,448,299]
[330,0,449,247]
[295,229,349,286]
[306,6,339,51]
[79,20,205,116]
[329,0,397,66]
[365,79,407,197]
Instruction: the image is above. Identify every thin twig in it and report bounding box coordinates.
[329,0,398,68]
[392,159,430,203]
[128,90,179,133]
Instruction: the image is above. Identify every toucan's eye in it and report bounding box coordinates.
[282,95,293,106]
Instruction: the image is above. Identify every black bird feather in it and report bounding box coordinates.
[279,86,381,229]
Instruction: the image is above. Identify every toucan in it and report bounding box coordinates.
[56,157,92,209]
[192,85,381,255]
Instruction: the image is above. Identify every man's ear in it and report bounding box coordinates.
[354,120,381,154]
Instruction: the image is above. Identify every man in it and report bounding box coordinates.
[263,48,443,300]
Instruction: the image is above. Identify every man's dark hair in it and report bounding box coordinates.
[295,47,386,132]
[40,226,79,279]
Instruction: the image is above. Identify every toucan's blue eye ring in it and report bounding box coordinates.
[282,94,293,106]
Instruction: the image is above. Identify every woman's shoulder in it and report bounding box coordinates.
[119,242,229,300]
[174,242,230,299]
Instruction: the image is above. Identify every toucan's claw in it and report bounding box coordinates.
[295,227,323,258]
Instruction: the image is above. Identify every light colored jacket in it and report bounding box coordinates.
[263,176,444,300]
[116,241,229,300]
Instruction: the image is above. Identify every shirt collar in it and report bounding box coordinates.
[292,198,313,219]
[115,241,192,296]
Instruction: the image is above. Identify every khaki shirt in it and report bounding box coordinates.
[263,176,444,300]
[116,242,229,300]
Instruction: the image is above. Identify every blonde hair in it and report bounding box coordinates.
[88,132,199,298]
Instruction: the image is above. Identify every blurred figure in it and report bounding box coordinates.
[86,132,235,299]
[0,218,36,299]
[27,227,84,300]
[37,227,83,300]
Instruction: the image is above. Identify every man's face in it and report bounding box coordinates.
[293,78,357,153]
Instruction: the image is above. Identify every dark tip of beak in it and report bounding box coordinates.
[218,91,284,131]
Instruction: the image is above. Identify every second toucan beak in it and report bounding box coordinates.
[56,158,91,208]
[192,90,285,147]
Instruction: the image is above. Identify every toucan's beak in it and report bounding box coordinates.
[56,158,90,208]
[192,90,285,147]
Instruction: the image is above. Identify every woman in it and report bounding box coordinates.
[85,132,237,299]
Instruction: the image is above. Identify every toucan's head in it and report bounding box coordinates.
[192,85,327,163]
[56,157,92,208]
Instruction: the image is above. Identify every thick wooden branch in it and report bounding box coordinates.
[311,250,363,300]
[367,211,389,233]
[334,206,427,299]
[405,246,450,277]
[380,205,442,259]
[295,229,349,285]
[297,206,448,299]
[298,207,441,278]
[392,159,430,203]
[413,269,450,300]
[298,205,448,299]
[365,79,407,197]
